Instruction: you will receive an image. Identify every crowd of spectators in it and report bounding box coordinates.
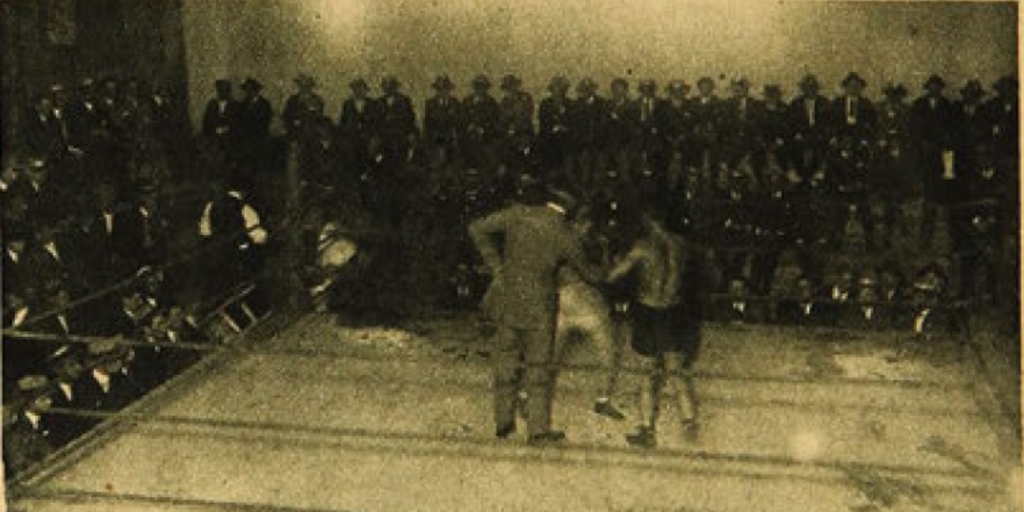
[2,68,1018,477]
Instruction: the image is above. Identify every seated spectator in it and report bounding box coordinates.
[44,345,97,446]
[80,339,142,412]
[906,264,956,336]
[3,375,57,478]
[838,268,889,330]
[777,274,827,326]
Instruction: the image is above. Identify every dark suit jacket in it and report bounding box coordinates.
[201,99,238,141]
[829,95,877,142]
[3,415,53,477]
[659,98,695,149]
[462,94,501,144]
[23,109,66,161]
[424,96,465,148]
[66,98,102,149]
[720,97,764,163]
[570,95,607,151]
[603,98,640,152]
[48,382,99,446]
[983,98,1018,158]
[338,97,375,140]
[538,96,572,139]
[112,204,169,269]
[233,96,272,151]
[908,96,955,150]
[787,95,831,143]
[499,92,535,137]
[79,369,143,412]
[282,93,326,136]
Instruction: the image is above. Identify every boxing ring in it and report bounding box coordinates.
[7,311,1020,512]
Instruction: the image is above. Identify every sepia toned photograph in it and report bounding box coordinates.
[1,0,1020,510]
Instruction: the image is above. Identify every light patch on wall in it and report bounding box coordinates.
[291,0,366,42]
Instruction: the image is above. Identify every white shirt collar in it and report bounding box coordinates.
[545,202,566,216]
[24,411,42,430]
[92,369,112,392]
[59,382,73,401]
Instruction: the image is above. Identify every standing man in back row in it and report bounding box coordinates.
[469,181,603,445]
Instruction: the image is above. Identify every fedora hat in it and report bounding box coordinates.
[294,74,317,88]
[548,75,570,92]
[349,77,369,91]
[992,75,1017,94]
[666,80,690,95]
[923,74,946,90]
[799,74,820,90]
[576,77,598,93]
[841,72,867,88]
[240,78,262,92]
[432,74,455,91]
[882,82,908,98]
[960,79,984,99]
[500,74,522,91]
[471,75,491,89]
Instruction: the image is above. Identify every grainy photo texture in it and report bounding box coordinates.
[0,1,1020,511]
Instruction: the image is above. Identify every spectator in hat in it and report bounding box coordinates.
[635,79,668,197]
[874,82,912,248]
[282,73,325,140]
[66,77,102,153]
[906,264,955,335]
[537,75,574,181]
[759,85,790,178]
[786,74,830,185]
[95,76,122,131]
[462,74,501,173]
[690,76,723,184]
[44,345,97,446]
[951,79,991,204]
[721,78,762,178]
[233,77,273,177]
[2,219,33,327]
[984,75,1018,167]
[909,74,956,249]
[80,338,142,412]
[602,78,639,184]
[837,268,888,330]
[112,179,170,271]
[498,74,535,189]
[373,75,417,169]
[302,114,346,193]
[201,79,237,156]
[424,74,464,172]
[3,375,56,477]
[22,92,67,163]
[827,72,877,249]
[777,274,826,326]
[661,80,695,193]
[570,77,606,191]
[338,77,376,182]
